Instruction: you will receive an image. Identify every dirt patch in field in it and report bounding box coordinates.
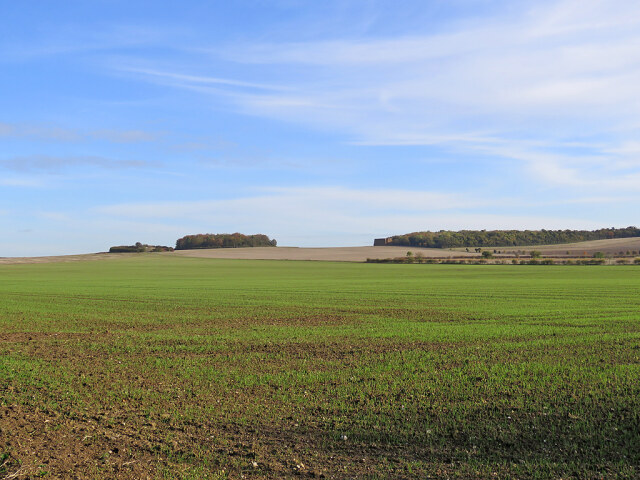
[0,332,92,343]
[91,313,355,333]
[0,401,458,480]
[186,313,354,330]
[0,332,450,364]
[242,339,454,359]
[0,404,159,480]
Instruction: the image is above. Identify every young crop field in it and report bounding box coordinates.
[1,257,639,479]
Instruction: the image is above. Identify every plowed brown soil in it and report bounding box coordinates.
[2,238,639,265]
[452,236,640,256]
[0,332,462,480]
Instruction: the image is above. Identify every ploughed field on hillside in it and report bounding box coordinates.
[3,237,640,266]
[449,236,640,257]
[1,258,639,479]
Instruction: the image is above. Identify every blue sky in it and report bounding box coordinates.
[2,0,639,256]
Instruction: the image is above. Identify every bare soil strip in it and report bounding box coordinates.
[173,246,473,261]
[2,238,640,265]
[451,237,640,256]
[0,253,134,265]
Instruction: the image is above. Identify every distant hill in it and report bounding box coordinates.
[175,233,276,250]
[379,227,640,249]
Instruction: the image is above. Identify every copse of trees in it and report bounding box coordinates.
[109,242,174,253]
[175,233,277,250]
[384,227,640,249]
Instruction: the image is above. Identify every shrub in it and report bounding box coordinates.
[151,246,174,252]
[530,250,542,258]
[109,243,173,253]
[109,245,139,253]
[578,259,605,265]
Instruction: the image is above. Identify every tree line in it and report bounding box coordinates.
[109,242,174,253]
[384,227,640,249]
[175,233,277,250]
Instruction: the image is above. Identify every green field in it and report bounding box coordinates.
[1,257,639,479]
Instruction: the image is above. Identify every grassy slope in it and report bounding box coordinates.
[1,258,639,479]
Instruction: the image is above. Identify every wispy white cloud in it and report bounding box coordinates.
[118,67,288,92]
[220,0,640,116]
[0,155,155,173]
[37,211,73,222]
[0,121,161,143]
[95,186,483,218]
[0,24,181,61]
[0,176,45,187]
[90,129,160,143]
[465,138,640,189]
[115,0,640,191]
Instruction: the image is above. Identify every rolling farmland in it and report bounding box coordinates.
[1,257,639,479]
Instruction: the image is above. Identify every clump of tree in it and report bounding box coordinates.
[175,233,277,250]
[383,227,640,249]
[109,242,174,253]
